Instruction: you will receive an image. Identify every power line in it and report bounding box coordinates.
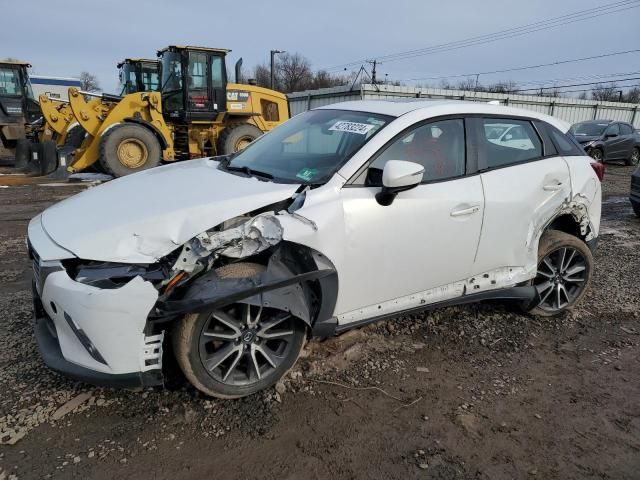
[510,76,640,93]
[321,0,640,72]
[398,49,640,82]
[514,71,640,87]
[529,83,640,96]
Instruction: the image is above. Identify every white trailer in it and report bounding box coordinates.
[30,75,81,102]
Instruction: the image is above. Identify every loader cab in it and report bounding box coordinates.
[117,59,159,96]
[0,61,40,124]
[158,46,228,122]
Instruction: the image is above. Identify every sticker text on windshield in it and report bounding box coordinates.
[329,121,375,135]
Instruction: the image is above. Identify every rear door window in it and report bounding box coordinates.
[480,118,543,168]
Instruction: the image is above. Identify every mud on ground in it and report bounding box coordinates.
[0,165,638,480]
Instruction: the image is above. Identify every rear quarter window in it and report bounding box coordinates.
[545,124,586,156]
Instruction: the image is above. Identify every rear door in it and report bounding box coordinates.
[472,117,571,277]
[619,123,636,158]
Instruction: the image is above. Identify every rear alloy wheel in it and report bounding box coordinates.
[626,147,639,166]
[173,263,306,398]
[99,123,161,177]
[589,148,604,163]
[527,230,593,316]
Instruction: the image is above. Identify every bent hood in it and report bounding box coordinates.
[41,159,300,263]
[573,135,599,144]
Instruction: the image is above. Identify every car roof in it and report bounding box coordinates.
[573,120,613,126]
[317,100,571,132]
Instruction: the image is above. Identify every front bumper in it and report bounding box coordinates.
[28,215,165,388]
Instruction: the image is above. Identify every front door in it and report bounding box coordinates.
[335,118,484,320]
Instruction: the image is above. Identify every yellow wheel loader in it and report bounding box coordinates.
[65,46,289,177]
[0,60,40,167]
[34,59,159,177]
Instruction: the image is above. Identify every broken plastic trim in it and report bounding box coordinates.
[154,251,337,327]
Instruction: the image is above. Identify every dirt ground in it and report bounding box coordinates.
[0,164,638,480]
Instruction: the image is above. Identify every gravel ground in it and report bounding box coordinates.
[0,164,638,480]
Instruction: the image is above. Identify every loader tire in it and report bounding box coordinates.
[63,125,86,149]
[218,123,264,155]
[99,123,161,177]
[14,139,31,169]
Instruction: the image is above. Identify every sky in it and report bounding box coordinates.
[2,0,639,95]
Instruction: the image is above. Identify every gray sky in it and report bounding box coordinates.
[2,0,639,94]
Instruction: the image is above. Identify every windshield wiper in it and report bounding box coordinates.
[224,165,274,180]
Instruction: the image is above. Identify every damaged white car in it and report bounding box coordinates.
[27,101,601,398]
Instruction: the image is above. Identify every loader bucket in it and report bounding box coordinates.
[46,146,73,180]
[14,139,32,170]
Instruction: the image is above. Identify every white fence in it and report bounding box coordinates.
[288,84,640,128]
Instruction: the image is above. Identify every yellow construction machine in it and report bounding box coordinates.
[64,46,289,177]
[0,60,40,166]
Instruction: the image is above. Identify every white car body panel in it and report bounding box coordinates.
[27,214,75,261]
[473,157,572,276]
[40,159,300,263]
[41,271,158,374]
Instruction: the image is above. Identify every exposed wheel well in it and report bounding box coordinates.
[546,214,585,240]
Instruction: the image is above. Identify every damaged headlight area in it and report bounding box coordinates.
[62,260,171,289]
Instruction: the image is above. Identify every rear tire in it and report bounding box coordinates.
[525,230,593,317]
[99,123,161,177]
[173,262,307,399]
[218,123,263,155]
[626,147,639,167]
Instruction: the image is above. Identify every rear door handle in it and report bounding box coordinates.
[450,205,481,217]
[543,182,563,191]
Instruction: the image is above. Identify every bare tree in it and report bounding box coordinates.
[577,91,588,100]
[591,83,620,102]
[486,80,518,94]
[2,57,22,62]
[623,87,640,103]
[253,64,271,88]
[312,70,347,89]
[275,53,313,93]
[79,71,100,92]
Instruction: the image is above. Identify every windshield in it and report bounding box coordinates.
[0,67,22,96]
[571,123,608,136]
[225,109,391,184]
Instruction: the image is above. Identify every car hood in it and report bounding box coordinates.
[573,135,600,144]
[41,159,301,263]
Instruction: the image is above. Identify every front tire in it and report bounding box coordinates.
[626,147,639,167]
[526,230,593,317]
[99,123,161,177]
[589,147,604,163]
[173,263,307,398]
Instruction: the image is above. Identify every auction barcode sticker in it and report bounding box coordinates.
[329,121,375,135]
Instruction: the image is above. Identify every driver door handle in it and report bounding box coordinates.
[450,205,481,217]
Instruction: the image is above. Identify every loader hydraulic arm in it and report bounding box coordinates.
[38,95,75,138]
[67,88,114,137]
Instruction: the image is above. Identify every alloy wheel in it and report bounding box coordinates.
[198,304,297,386]
[533,247,588,312]
[631,148,639,166]
[590,148,603,162]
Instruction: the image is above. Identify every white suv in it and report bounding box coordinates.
[28,101,601,398]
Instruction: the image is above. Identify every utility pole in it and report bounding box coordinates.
[474,73,480,91]
[270,50,285,89]
[366,59,380,84]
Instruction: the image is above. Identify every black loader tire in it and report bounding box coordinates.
[218,123,264,155]
[99,123,161,177]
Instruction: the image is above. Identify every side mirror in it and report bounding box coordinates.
[375,160,424,206]
[605,132,618,138]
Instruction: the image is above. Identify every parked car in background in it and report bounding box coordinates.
[631,164,640,217]
[28,101,602,398]
[569,120,640,166]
